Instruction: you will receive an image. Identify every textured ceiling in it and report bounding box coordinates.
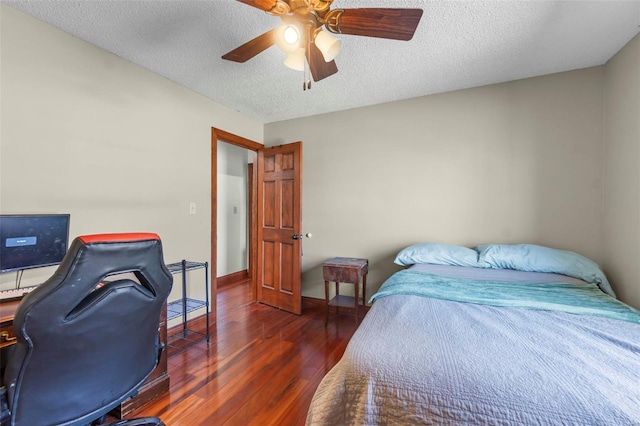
[4,0,640,123]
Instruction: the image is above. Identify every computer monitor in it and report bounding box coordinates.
[0,214,71,273]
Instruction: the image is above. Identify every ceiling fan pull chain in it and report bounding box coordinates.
[303,61,308,91]
[305,26,312,90]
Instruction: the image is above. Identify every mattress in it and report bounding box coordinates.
[306,266,640,425]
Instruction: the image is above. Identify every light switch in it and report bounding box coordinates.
[189,202,197,215]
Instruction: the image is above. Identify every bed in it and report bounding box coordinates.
[306,244,640,425]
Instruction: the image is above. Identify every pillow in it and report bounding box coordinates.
[394,243,483,268]
[475,244,616,297]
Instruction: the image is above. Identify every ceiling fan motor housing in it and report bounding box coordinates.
[269,0,333,16]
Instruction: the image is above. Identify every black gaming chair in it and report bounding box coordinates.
[0,233,173,426]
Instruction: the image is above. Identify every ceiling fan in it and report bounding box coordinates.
[221,0,423,86]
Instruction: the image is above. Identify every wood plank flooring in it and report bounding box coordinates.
[136,282,359,425]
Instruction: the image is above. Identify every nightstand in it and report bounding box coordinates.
[323,257,369,325]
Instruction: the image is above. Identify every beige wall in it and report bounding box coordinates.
[603,33,640,309]
[266,68,607,301]
[0,5,263,316]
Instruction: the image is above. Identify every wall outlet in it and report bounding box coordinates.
[189,202,196,215]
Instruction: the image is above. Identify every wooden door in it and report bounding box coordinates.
[256,142,303,315]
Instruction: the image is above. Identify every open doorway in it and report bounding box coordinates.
[216,141,255,288]
[211,128,263,308]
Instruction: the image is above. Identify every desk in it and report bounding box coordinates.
[0,298,169,419]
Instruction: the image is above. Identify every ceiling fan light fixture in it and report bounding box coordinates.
[276,24,301,53]
[284,48,306,71]
[314,30,341,62]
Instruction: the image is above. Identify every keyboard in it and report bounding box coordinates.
[0,286,38,302]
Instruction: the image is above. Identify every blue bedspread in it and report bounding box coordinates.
[370,269,640,324]
[307,269,640,425]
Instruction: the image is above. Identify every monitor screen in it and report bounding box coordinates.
[0,214,70,273]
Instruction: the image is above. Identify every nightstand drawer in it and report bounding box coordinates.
[323,257,368,283]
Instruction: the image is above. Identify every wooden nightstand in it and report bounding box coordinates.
[323,257,369,325]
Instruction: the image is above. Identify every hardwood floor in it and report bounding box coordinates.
[136,282,360,425]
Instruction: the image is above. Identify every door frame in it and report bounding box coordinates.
[211,128,263,304]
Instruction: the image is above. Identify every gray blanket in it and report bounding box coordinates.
[306,293,640,425]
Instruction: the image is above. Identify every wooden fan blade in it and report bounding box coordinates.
[222,28,277,63]
[306,43,338,82]
[236,0,278,12]
[330,8,423,41]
